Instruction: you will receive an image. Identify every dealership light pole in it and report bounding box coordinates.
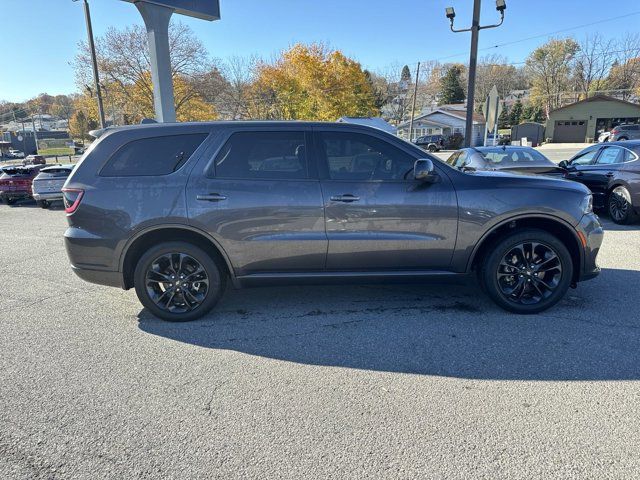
[74,0,106,129]
[119,1,220,123]
[445,0,506,147]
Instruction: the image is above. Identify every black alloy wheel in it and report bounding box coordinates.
[496,242,562,305]
[481,229,573,314]
[134,241,225,321]
[145,253,209,313]
[608,186,638,224]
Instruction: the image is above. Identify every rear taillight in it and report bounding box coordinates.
[62,188,84,214]
[611,128,620,134]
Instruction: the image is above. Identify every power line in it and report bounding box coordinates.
[411,10,640,69]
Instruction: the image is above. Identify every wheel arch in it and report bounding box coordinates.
[468,215,583,284]
[119,225,235,290]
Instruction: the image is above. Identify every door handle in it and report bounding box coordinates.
[330,194,360,203]
[196,193,227,202]
[605,172,614,177]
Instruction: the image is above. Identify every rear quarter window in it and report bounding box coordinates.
[39,168,72,177]
[100,133,208,177]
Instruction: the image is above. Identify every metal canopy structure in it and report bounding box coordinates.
[121,0,220,122]
[121,0,220,20]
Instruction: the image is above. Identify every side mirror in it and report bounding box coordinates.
[414,159,437,183]
[558,160,569,169]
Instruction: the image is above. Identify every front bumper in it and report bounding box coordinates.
[576,213,603,282]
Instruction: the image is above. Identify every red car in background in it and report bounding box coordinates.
[0,165,46,205]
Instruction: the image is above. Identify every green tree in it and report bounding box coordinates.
[509,99,523,126]
[439,65,466,105]
[401,65,412,83]
[364,70,385,112]
[522,104,546,123]
[498,104,510,128]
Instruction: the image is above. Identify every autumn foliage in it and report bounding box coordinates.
[247,44,377,121]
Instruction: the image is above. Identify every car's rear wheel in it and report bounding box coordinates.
[481,229,573,314]
[134,241,226,322]
[618,136,628,141]
[5,196,16,205]
[37,200,50,209]
[608,186,638,224]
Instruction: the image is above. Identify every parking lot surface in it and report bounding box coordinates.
[1,202,639,479]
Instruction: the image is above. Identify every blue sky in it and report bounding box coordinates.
[1,0,639,102]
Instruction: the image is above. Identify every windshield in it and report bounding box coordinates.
[476,147,552,166]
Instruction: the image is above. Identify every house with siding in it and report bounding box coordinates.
[397,104,486,145]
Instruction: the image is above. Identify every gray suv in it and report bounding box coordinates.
[610,124,640,141]
[63,122,603,321]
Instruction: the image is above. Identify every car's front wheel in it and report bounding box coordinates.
[480,229,573,314]
[134,241,226,322]
[608,186,638,224]
[428,144,437,152]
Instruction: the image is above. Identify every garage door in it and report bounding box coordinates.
[553,120,587,142]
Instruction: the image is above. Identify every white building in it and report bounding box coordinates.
[397,104,486,146]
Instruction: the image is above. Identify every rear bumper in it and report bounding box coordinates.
[0,190,31,199]
[576,213,603,282]
[64,226,124,288]
[71,265,124,288]
[33,192,63,201]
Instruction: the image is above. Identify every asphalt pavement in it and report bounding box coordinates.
[1,201,639,479]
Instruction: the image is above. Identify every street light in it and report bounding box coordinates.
[445,0,507,147]
[73,0,106,129]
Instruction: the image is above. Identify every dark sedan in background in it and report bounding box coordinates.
[446,146,564,176]
[559,140,640,224]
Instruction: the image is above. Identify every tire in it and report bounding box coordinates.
[428,144,437,152]
[37,200,50,209]
[5,197,16,206]
[618,136,628,141]
[134,241,226,322]
[608,186,638,225]
[480,229,573,314]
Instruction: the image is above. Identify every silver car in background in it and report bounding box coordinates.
[610,124,640,141]
[32,164,75,208]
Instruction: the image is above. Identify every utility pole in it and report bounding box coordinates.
[445,0,506,147]
[76,0,106,128]
[12,111,28,155]
[31,117,39,154]
[465,0,481,148]
[408,62,421,143]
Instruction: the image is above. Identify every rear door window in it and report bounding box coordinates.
[212,131,309,179]
[596,146,624,165]
[101,133,207,177]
